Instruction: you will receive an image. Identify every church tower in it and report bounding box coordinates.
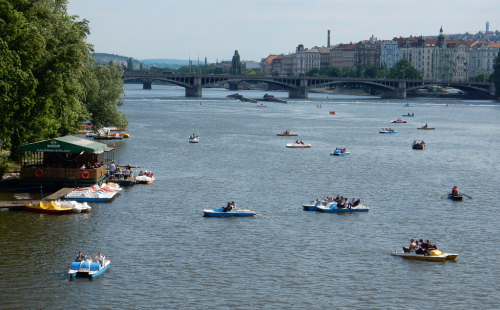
[436,26,445,47]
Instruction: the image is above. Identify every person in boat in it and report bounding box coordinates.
[335,195,340,202]
[75,251,85,262]
[427,240,437,251]
[343,198,350,209]
[414,241,425,254]
[452,186,459,195]
[223,202,232,212]
[403,239,416,253]
[94,252,104,266]
[300,140,304,145]
[353,198,361,207]
[138,171,144,176]
[295,140,299,144]
[424,123,428,128]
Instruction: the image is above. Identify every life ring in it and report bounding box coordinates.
[81,170,90,179]
[35,169,43,178]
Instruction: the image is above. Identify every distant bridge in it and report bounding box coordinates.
[122,72,495,99]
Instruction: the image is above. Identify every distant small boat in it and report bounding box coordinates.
[85,132,94,137]
[286,143,311,148]
[379,128,397,133]
[203,206,256,217]
[331,149,349,156]
[330,111,336,115]
[412,141,425,150]
[402,113,414,117]
[391,119,408,123]
[447,193,464,201]
[136,174,155,185]
[189,136,199,143]
[417,126,435,130]
[277,132,298,136]
[316,202,369,213]
[404,103,412,107]
[257,104,267,107]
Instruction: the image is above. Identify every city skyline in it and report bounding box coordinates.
[68,0,500,62]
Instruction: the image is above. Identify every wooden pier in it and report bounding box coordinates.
[0,187,75,210]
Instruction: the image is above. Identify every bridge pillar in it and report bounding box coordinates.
[380,81,406,99]
[228,82,239,91]
[185,77,202,97]
[288,75,309,99]
[143,81,152,89]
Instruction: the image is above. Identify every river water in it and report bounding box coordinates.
[1,84,499,309]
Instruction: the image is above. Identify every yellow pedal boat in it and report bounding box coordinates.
[391,249,457,262]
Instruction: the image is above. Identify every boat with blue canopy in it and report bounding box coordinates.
[316,202,369,213]
[69,256,110,278]
[331,149,350,156]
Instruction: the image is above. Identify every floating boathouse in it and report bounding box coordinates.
[17,136,114,187]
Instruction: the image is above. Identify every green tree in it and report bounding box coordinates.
[388,58,422,79]
[0,0,128,159]
[491,50,500,98]
[355,64,364,78]
[340,68,355,77]
[307,68,320,76]
[80,63,128,129]
[127,57,134,71]
[230,50,242,74]
[364,64,381,78]
[326,67,341,77]
[473,72,490,82]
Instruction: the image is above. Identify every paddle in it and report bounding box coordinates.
[461,192,473,199]
[440,192,451,198]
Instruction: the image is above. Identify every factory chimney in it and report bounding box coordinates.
[327,30,331,47]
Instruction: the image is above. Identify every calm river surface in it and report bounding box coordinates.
[1,84,499,309]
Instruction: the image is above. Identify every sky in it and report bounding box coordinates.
[67,0,499,63]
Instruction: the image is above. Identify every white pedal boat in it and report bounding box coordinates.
[316,202,369,213]
[286,143,311,148]
[55,200,91,213]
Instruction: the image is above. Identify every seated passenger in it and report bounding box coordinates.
[415,241,425,254]
[75,251,85,262]
[94,252,104,266]
[403,239,416,253]
[353,199,360,207]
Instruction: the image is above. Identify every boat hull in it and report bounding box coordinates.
[317,204,369,213]
[189,139,199,143]
[65,197,112,202]
[286,143,311,148]
[391,251,446,262]
[203,209,255,217]
[26,207,72,214]
[302,205,320,211]
[69,260,110,278]
[391,121,408,123]
[447,194,463,201]
[277,133,298,136]
[402,115,414,117]
[379,131,397,133]
[417,127,435,130]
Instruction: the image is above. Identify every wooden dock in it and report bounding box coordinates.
[0,188,75,210]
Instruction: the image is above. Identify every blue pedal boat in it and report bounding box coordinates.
[316,202,369,213]
[69,259,110,278]
[331,149,350,156]
[203,207,256,217]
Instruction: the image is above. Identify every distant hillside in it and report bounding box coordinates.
[139,59,190,69]
[92,53,141,66]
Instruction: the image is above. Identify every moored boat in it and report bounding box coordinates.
[26,201,73,214]
[64,187,117,202]
[331,149,349,156]
[402,113,415,117]
[286,142,311,148]
[203,206,256,217]
[69,257,110,278]
[391,249,454,262]
[417,126,435,130]
[55,200,91,213]
[85,132,94,137]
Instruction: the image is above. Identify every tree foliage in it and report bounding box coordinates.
[326,67,341,77]
[491,50,500,98]
[473,72,490,82]
[387,58,422,79]
[230,50,242,75]
[0,0,128,159]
